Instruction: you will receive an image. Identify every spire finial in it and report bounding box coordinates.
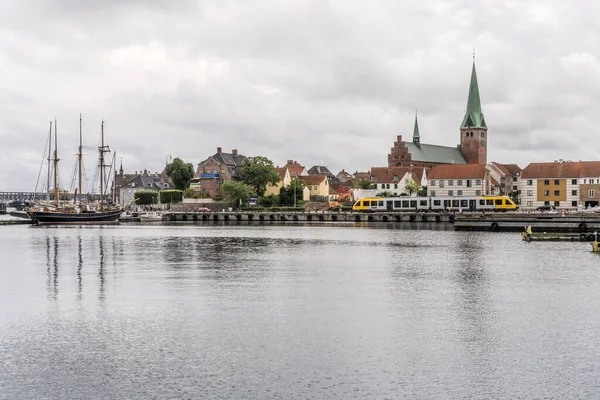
[473,48,475,62]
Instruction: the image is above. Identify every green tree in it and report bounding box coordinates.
[375,190,394,198]
[417,185,428,197]
[356,180,374,189]
[183,187,199,199]
[165,157,195,191]
[240,156,280,197]
[222,181,255,210]
[405,180,421,196]
[159,190,183,204]
[279,178,304,206]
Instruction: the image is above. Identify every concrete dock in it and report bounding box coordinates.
[455,213,600,232]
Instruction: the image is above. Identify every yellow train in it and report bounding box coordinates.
[352,195,517,212]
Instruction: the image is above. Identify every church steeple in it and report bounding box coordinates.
[460,62,487,130]
[412,110,420,148]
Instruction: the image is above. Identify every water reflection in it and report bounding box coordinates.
[99,235,105,301]
[77,236,83,301]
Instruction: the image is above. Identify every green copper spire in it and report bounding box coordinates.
[412,110,420,147]
[460,62,487,130]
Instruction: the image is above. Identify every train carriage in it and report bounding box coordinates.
[352,195,517,212]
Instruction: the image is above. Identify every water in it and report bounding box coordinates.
[1,223,600,399]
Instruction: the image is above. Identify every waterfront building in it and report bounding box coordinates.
[486,162,522,197]
[368,166,427,196]
[427,164,490,197]
[301,175,330,201]
[307,165,335,181]
[193,147,245,198]
[519,161,600,210]
[264,167,292,197]
[282,160,308,177]
[387,61,487,168]
[118,169,175,206]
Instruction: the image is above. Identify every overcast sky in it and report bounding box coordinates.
[2,0,600,191]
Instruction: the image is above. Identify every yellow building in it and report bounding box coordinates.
[301,175,330,200]
[265,167,291,196]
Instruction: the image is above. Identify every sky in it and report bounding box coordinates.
[2,0,600,191]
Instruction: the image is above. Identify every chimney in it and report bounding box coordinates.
[232,149,238,156]
[287,160,293,164]
[217,147,222,153]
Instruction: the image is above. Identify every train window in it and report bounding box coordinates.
[402,200,409,208]
[363,201,369,206]
[378,201,384,207]
[461,200,468,207]
[394,201,401,208]
[420,200,427,206]
[479,200,485,205]
[433,200,441,206]
[486,200,493,205]
[452,200,459,207]
[410,201,417,207]
[495,199,502,205]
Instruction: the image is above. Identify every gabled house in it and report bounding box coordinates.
[301,175,330,201]
[265,167,292,196]
[369,166,427,195]
[118,169,175,206]
[193,147,246,197]
[282,160,308,177]
[487,162,522,196]
[427,164,490,197]
[308,165,335,181]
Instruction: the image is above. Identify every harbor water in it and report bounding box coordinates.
[1,223,600,399]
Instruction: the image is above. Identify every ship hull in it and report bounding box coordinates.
[27,209,122,225]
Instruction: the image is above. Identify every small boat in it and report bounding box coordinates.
[139,211,163,222]
[27,116,122,225]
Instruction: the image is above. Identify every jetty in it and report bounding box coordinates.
[455,213,600,232]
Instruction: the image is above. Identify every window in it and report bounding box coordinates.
[430,180,436,186]
[527,180,533,186]
[572,201,578,207]
[544,190,550,196]
[452,200,459,207]
[589,190,596,198]
[394,184,398,189]
[402,200,409,208]
[386,184,390,189]
[481,132,484,137]
[433,200,441,206]
[394,201,401,208]
[461,200,468,207]
[554,201,560,207]
[544,180,550,185]
[479,200,485,205]
[572,190,577,196]
[457,180,462,186]
[486,200,494,205]
[554,179,560,185]
[481,141,485,147]
[448,180,454,186]
[572,179,577,185]
[554,190,560,196]
[544,201,550,205]
[584,179,587,184]
[439,180,445,188]
[513,177,518,182]
[313,186,317,190]
[393,175,399,181]
[527,201,533,207]
[475,190,481,196]
[527,190,533,196]
[410,200,417,207]
[475,179,481,186]
[448,190,453,196]
[466,180,472,188]
[431,191,436,197]
[512,186,518,191]
[378,201,384,207]
[457,190,463,196]
[420,200,427,206]
[495,199,503,205]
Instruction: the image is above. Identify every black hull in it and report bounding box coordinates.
[28,209,122,225]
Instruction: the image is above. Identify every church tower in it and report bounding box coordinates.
[412,111,420,148]
[460,61,487,165]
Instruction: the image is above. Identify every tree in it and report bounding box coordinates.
[165,157,195,191]
[183,187,199,199]
[417,185,428,197]
[356,180,374,189]
[159,190,183,204]
[134,191,159,205]
[222,181,255,210]
[375,190,394,198]
[405,180,421,196]
[240,156,280,197]
[279,178,304,206]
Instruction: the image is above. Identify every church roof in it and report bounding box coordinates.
[405,142,467,165]
[460,62,487,130]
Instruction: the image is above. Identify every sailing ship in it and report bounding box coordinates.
[27,116,122,225]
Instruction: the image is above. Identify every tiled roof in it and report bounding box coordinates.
[301,175,327,185]
[369,166,424,183]
[404,142,467,164]
[428,164,487,179]
[275,167,288,180]
[521,161,600,178]
[493,163,521,176]
[283,161,306,176]
[308,165,334,177]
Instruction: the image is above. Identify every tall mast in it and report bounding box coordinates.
[113,151,117,204]
[53,119,59,208]
[100,120,104,211]
[47,121,52,202]
[78,114,83,207]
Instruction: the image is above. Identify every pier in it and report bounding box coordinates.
[455,213,600,232]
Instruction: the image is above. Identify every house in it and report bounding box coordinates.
[300,175,330,201]
[282,160,308,177]
[369,166,427,196]
[308,165,335,181]
[118,169,175,206]
[427,164,490,197]
[193,147,245,197]
[265,167,292,196]
[519,161,600,210]
[487,162,522,197]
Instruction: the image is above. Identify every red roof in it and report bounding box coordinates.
[369,166,425,183]
[428,164,487,179]
[301,175,327,185]
[521,161,600,178]
[283,161,306,177]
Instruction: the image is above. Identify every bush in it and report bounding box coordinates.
[212,195,224,201]
[259,194,280,207]
[183,187,200,199]
[160,190,183,204]
[134,191,159,205]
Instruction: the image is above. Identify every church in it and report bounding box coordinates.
[387,61,488,168]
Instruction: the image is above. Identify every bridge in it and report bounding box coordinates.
[0,192,102,202]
